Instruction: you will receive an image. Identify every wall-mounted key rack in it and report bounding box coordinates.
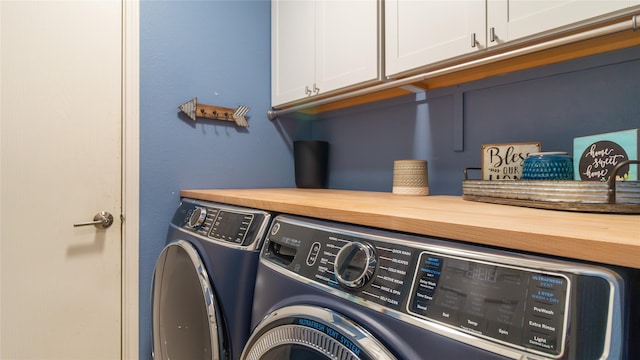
[179,97,250,127]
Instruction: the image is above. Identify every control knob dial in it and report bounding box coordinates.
[334,241,377,289]
[187,206,207,229]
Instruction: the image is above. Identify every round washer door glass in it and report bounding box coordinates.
[151,240,226,360]
[241,305,396,360]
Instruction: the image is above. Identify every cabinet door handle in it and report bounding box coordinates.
[489,27,497,43]
[305,85,312,96]
[471,33,478,48]
[312,83,320,94]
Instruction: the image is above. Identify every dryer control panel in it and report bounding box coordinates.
[261,215,621,360]
[171,198,271,249]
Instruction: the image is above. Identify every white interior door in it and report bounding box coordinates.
[0,1,123,359]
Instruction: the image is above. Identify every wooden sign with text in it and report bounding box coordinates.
[574,129,638,181]
[482,142,541,180]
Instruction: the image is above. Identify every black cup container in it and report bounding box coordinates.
[294,140,329,188]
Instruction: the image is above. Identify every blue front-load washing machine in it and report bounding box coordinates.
[242,215,636,360]
[151,198,272,360]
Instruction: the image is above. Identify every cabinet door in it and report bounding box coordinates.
[488,0,631,46]
[272,0,315,106]
[385,0,486,77]
[316,0,379,94]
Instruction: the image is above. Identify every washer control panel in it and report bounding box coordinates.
[172,198,270,247]
[408,252,568,355]
[264,219,413,311]
[261,215,618,360]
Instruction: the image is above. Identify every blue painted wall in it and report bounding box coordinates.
[311,46,640,194]
[140,1,639,357]
[139,1,300,358]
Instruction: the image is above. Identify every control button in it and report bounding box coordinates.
[530,301,559,319]
[525,316,561,335]
[522,328,560,354]
[334,241,377,289]
[486,322,522,345]
[414,289,436,303]
[307,242,321,266]
[187,206,207,229]
[420,278,438,292]
[529,289,562,305]
[530,274,566,292]
[412,299,429,314]
[270,222,281,236]
[459,314,487,335]
[426,304,458,326]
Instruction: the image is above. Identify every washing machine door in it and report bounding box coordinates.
[152,240,228,360]
[241,305,396,360]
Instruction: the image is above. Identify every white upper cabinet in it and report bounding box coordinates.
[272,0,315,107]
[385,0,486,78]
[487,0,633,46]
[316,1,379,99]
[272,0,379,107]
[385,0,637,78]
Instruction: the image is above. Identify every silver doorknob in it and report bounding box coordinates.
[74,211,114,229]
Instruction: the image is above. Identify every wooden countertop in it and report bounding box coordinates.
[181,188,640,269]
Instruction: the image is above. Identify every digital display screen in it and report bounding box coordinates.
[409,252,568,356]
[209,210,254,244]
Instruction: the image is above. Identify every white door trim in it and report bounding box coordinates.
[122,0,140,358]
[0,3,4,357]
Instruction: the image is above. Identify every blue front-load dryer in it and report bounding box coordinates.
[151,198,272,360]
[242,215,630,360]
